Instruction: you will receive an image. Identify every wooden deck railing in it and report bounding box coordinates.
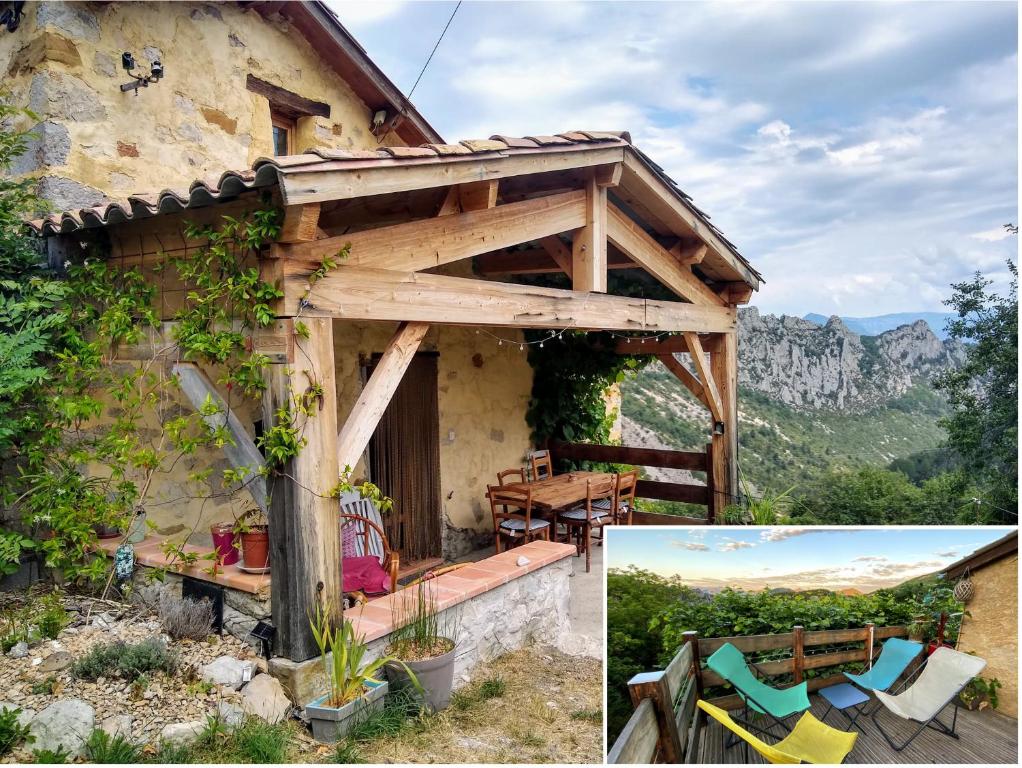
[608,622,921,764]
[549,440,716,524]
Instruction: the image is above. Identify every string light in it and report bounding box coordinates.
[471,327,681,353]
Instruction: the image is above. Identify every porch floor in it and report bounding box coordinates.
[697,694,1018,764]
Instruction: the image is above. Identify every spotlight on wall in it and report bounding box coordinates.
[119,51,166,94]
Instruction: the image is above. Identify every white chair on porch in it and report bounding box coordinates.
[339,492,399,595]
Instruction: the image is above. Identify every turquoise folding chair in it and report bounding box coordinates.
[845,637,923,694]
[706,642,811,747]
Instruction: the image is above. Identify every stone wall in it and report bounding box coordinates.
[270,544,574,705]
[0,1,406,210]
[955,554,1018,718]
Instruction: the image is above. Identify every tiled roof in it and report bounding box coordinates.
[27,130,757,281]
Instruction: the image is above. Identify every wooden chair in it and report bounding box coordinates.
[528,449,553,481]
[496,467,526,486]
[592,469,639,525]
[555,475,615,572]
[487,485,551,553]
[339,492,399,594]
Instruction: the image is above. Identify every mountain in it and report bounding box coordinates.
[620,307,964,495]
[740,308,967,411]
[803,312,957,340]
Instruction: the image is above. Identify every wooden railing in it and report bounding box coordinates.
[608,622,920,764]
[549,440,716,524]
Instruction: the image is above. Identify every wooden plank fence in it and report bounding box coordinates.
[548,440,716,523]
[608,622,922,764]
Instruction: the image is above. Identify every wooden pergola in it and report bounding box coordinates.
[33,131,761,660]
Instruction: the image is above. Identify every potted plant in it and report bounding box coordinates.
[960,676,1002,711]
[907,614,930,642]
[233,508,269,571]
[209,519,240,566]
[384,582,457,712]
[305,605,418,743]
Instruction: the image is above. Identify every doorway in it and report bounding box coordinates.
[366,352,443,563]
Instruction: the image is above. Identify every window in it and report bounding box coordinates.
[271,112,295,157]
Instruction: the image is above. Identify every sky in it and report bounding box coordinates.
[606,526,1013,592]
[329,0,1018,318]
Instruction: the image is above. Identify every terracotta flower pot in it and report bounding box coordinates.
[210,523,240,566]
[240,525,270,569]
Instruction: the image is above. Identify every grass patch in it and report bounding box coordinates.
[570,708,602,723]
[73,639,177,681]
[84,730,142,763]
[451,675,506,711]
[152,716,299,764]
[332,690,421,763]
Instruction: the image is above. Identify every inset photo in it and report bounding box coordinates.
[607,526,1018,764]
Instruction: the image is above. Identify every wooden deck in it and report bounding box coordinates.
[697,695,1018,764]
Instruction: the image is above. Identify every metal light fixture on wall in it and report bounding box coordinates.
[119,51,165,94]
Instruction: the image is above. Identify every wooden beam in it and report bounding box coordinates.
[272,190,587,274]
[266,317,342,661]
[679,243,707,266]
[436,186,461,216]
[337,322,429,470]
[682,332,724,424]
[657,353,709,410]
[112,321,293,364]
[173,363,268,513]
[607,204,724,306]
[459,179,499,211]
[475,247,635,276]
[572,173,607,292]
[595,162,623,188]
[615,336,693,355]
[279,204,321,244]
[279,146,626,206]
[538,235,573,278]
[718,282,755,305]
[708,332,739,507]
[287,265,738,332]
[246,74,330,118]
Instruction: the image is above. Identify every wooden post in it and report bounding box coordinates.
[571,171,607,293]
[627,670,683,764]
[865,622,876,668]
[792,625,805,684]
[684,631,703,700]
[704,442,716,523]
[265,317,342,661]
[707,331,739,507]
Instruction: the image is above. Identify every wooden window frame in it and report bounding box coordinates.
[271,112,296,157]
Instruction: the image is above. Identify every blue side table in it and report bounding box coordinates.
[819,683,870,729]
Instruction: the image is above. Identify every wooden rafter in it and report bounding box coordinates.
[607,204,724,306]
[271,190,586,274]
[279,146,626,205]
[572,172,608,292]
[279,203,321,243]
[475,247,636,276]
[336,322,430,471]
[459,179,499,211]
[539,235,574,278]
[286,265,737,332]
[682,332,724,424]
[173,362,268,512]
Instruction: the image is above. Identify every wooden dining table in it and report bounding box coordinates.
[505,470,615,512]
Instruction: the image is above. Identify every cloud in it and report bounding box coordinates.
[718,539,756,552]
[760,528,815,542]
[935,550,960,558]
[671,541,710,552]
[971,226,1015,242]
[853,556,889,562]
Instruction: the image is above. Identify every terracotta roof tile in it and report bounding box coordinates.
[458,138,507,152]
[424,142,474,156]
[489,135,540,149]
[379,146,438,158]
[524,135,573,146]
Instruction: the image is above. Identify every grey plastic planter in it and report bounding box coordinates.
[385,643,456,712]
[305,679,388,743]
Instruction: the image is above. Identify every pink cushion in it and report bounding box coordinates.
[342,555,390,595]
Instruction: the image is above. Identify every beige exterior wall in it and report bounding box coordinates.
[955,554,1018,718]
[333,321,535,557]
[0,1,405,211]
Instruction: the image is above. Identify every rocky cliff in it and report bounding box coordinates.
[738,308,966,411]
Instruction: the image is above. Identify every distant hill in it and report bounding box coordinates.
[804,312,957,340]
[837,588,864,596]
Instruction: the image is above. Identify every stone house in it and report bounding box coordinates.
[10,1,761,646]
[944,530,1018,718]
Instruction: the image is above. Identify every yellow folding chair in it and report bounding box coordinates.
[698,699,857,764]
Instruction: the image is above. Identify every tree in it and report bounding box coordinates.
[933,256,1018,518]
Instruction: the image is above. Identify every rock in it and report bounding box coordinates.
[217,702,245,730]
[36,3,101,41]
[8,120,70,176]
[38,651,73,673]
[455,736,494,751]
[516,555,530,566]
[240,674,290,724]
[100,714,132,740]
[0,702,35,728]
[90,611,119,630]
[28,699,95,757]
[159,721,206,748]
[200,656,253,690]
[8,641,28,658]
